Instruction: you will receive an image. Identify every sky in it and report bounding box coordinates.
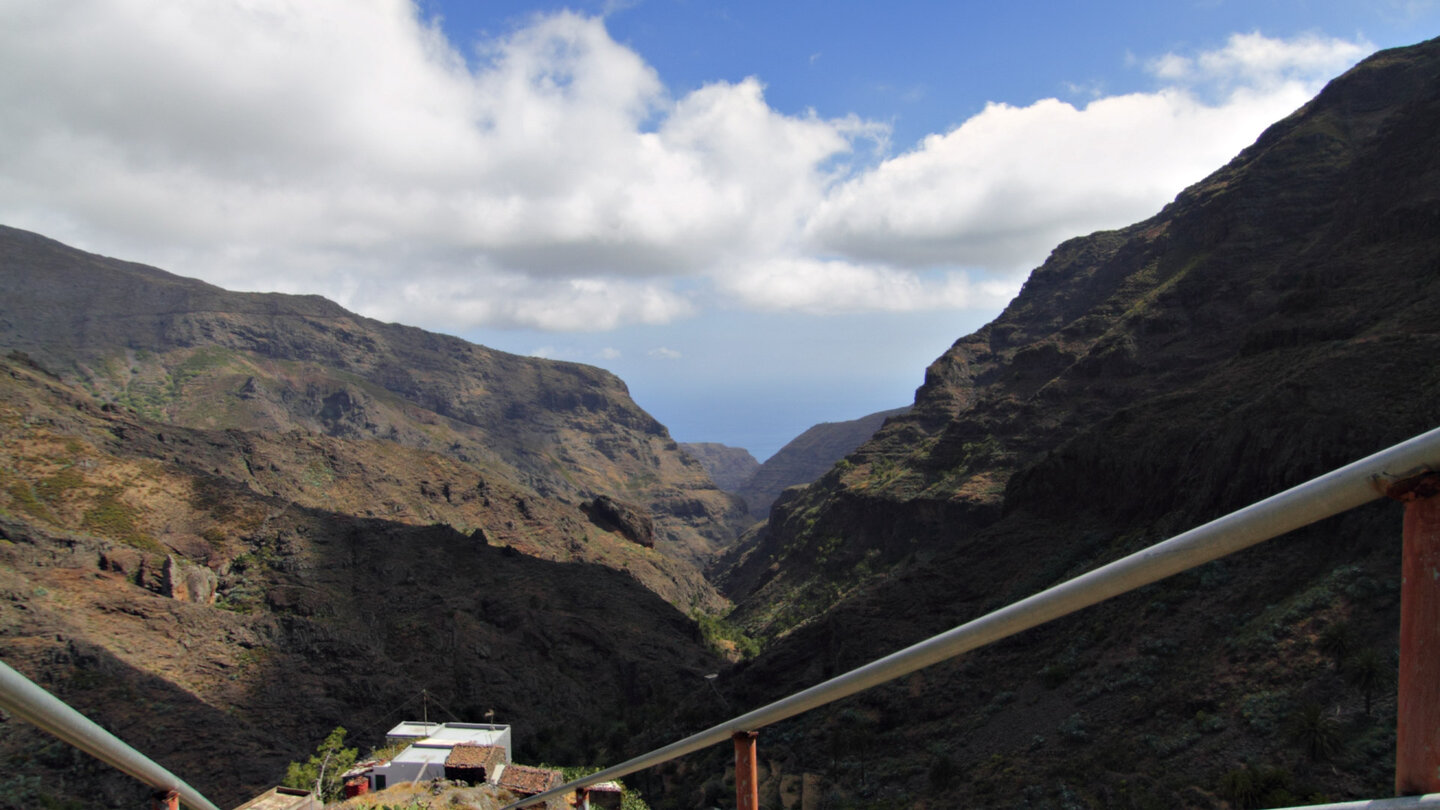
[1,2,1436,460]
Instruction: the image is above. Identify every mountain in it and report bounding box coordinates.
[0,226,750,609]
[732,407,909,520]
[0,354,721,808]
[679,443,760,492]
[697,37,1440,808]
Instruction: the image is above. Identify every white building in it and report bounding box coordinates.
[369,722,512,790]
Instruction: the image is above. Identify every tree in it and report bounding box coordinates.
[1345,648,1391,717]
[1286,704,1342,762]
[1317,621,1353,669]
[283,726,358,802]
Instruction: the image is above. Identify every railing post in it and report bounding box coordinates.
[733,731,758,810]
[1390,473,1440,795]
[151,789,179,810]
[576,786,590,809]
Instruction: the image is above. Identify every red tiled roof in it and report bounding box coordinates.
[445,743,506,771]
[498,764,562,795]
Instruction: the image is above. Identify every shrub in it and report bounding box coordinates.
[282,726,358,802]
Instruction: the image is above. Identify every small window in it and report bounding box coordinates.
[374,775,386,790]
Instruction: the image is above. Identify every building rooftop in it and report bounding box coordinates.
[386,721,444,739]
[445,743,506,771]
[497,764,562,796]
[424,724,507,746]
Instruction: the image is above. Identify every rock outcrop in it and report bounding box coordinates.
[679,443,760,492]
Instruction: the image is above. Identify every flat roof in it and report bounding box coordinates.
[424,726,507,745]
[387,721,443,738]
[388,746,451,765]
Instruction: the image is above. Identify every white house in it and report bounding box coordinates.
[368,722,512,790]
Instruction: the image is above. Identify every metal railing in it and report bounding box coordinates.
[0,659,222,810]
[504,425,1440,810]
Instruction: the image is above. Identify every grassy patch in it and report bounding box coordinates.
[5,480,56,522]
[81,488,162,552]
[692,610,762,659]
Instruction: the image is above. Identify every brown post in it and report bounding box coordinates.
[150,789,179,810]
[1390,473,1440,795]
[733,731,759,810]
[577,786,590,810]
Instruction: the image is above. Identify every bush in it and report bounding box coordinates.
[282,726,358,802]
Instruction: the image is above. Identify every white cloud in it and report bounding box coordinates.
[803,32,1370,274]
[718,258,1020,315]
[648,347,682,360]
[1149,31,1371,92]
[598,347,622,360]
[0,4,1375,331]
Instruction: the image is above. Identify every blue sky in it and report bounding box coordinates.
[1,2,1437,459]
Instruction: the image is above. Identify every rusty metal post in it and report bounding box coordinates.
[733,731,758,810]
[150,789,179,810]
[1390,473,1440,795]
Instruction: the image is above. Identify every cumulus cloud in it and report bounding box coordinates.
[0,2,1373,331]
[804,31,1371,273]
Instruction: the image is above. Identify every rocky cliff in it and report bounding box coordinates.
[732,407,908,521]
[0,227,750,608]
[679,443,760,492]
[700,36,1440,808]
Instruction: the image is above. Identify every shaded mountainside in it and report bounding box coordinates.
[679,443,760,492]
[0,226,750,608]
[0,355,722,808]
[697,38,1440,809]
[733,407,909,521]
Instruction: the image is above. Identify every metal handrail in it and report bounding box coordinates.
[0,660,222,810]
[503,425,1440,809]
[1270,797,1440,809]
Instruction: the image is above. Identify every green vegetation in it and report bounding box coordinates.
[1286,703,1343,762]
[554,766,651,810]
[5,480,56,522]
[81,487,161,552]
[1344,648,1391,716]
[692,610,761,659]
[283,726,358,803]
[33,467,85,504]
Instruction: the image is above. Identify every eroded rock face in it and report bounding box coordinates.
[164,555,217,604]
[679,443,760,492]
[584,495,655,548]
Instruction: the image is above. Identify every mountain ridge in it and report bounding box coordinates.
[0,225,750,607]
[692,35,1440,808]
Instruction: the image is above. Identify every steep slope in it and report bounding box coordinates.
[0,354,722,808]
[732,406,909,520]
[679,443,760,492]
[0,228,749,606]
[699,37,1440,808]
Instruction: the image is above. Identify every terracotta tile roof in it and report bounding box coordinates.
[498,764,563,795]
[445,743,506,771]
